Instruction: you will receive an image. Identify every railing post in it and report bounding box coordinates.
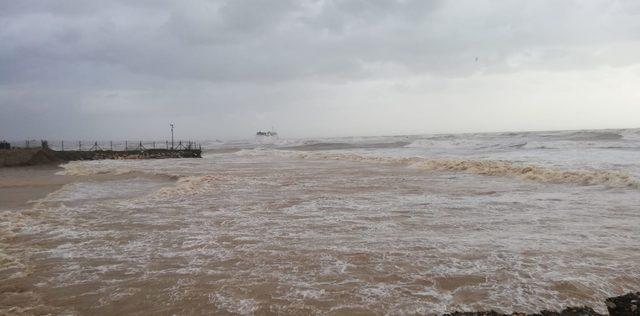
[61,140,64,151]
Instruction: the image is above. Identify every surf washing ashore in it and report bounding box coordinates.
[1,128,639,315]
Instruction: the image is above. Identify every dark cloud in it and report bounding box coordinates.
[1,0,639,139]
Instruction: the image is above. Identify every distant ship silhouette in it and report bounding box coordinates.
[256,130,278,137]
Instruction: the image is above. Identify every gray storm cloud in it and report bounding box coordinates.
[1,0,640,140]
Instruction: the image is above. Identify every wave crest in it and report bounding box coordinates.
[282,141,410,151]
[290,152,640,188]
[151,175,227,198]
[561,131,623,141]
[411,159,639,188]
[58,162,178,181]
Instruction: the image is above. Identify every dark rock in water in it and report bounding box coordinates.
[443,306,603,316]
[443,292,640,316]
[443,312,505,316]
[606,292,640,316]
[538,306,603,315]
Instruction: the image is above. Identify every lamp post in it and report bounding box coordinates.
[170,123,174,150]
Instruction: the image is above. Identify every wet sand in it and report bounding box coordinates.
[0,166,72,210]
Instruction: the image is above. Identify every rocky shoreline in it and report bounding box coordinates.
[444,292,638,316]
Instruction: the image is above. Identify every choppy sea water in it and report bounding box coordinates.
[1,129,639,314]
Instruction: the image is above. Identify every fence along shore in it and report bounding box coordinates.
[0,140,202,167]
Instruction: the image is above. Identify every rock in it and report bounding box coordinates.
[442,306,604,316]
[442,292,640,316]
[532,306,602,316]
[606,292,640,316]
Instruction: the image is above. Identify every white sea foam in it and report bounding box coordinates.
[280,151,640,188]
[3,128,640,314]
[150,175,228,198]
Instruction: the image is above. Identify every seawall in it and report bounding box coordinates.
[1,148,201,167]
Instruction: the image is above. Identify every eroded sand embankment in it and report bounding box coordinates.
[0,149,59,167]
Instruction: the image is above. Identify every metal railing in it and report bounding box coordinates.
[1,139,48,149]
[3,140,201,151]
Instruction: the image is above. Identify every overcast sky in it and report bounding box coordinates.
[1,0,640,140]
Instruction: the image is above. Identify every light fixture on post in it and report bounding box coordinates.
[170,123,175,150]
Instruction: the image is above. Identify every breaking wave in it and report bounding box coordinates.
[58,162,178,181]
[288,152,640,189]
[411,159,639,188]
[281,141,410,151]
[543,130,624,141]
[151,175,229,198]
[203,148,243,155]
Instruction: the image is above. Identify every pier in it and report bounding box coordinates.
[0,140,202,167]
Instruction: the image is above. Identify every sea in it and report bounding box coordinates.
[1,128,639,315]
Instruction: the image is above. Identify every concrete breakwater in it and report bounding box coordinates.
[1,147,201,167]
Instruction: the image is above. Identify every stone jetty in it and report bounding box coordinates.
[1,147,201,167]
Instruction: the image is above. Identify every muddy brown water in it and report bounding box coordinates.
[1,152,639,315]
